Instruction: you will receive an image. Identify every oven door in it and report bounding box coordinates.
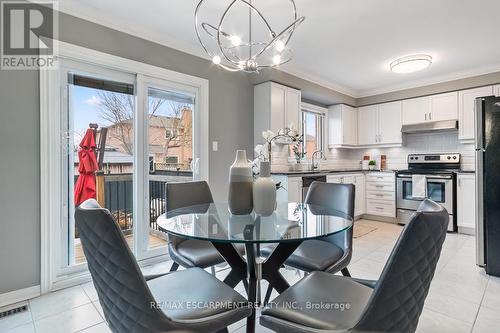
[396,175,453,212]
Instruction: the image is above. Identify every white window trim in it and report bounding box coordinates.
[299,102,327,161]
[40,41,209,293]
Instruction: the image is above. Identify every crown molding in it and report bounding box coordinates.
[57,3,211,61]
[358,63,500,98]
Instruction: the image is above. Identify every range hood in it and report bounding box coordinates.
[401,120,458,134]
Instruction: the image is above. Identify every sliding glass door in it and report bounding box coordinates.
[58,60,204,271]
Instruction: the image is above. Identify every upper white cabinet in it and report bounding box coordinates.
[457,173,476,234]
[458,86,493,141]
[402,96,430,124]
[402,92,458,125]
[429,91,458,121]
[254,82,301,145]
[328,104,358,148]
[494,84,500,97]
[357,105,378,145]
[358,101,402,146]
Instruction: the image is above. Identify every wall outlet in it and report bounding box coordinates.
[212,141,218,151]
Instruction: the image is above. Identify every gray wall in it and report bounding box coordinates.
[250,70,356,106]
[357,71,500,106]
[0,11,254,294]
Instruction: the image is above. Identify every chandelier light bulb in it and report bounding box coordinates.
[212,55,221,64]
[195,0,305,72]
[229,35,242,46]
[275,40,286,52]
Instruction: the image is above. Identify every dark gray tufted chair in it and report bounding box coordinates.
[165,181,243,273]
[260,199,449,333]
[262,181,355,303]
[75,199,250,333]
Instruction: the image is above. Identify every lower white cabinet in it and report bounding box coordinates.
[326,173,365,217]
[457,173,476,234]
[365,172,396,218]
[352,174,366,217]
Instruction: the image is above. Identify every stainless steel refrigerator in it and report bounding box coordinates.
[475,95,500,277]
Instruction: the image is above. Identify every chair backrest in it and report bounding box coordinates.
[353,199,449,333]
[75,199,174,333]
[305,181,355,250]
[304,181,355,218]
[165,181,214,216]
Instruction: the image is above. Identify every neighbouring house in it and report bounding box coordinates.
[75,107,193,175]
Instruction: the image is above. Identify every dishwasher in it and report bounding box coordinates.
[302,175,327,202]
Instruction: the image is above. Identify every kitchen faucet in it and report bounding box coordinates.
[311,150,325,170]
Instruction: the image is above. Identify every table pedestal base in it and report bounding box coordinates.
[212,241,301,333]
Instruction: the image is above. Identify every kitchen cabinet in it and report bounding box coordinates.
[458,86,493,142]
[402,92,458,125]
[402,96,429,125]
[457,174,476,234]
[357,105,378,145]
[378,101,403,144]
[429,91,458,121]
[326,173,365,217]
[358,101,402,145]
[328,104,357,148]
[365,172,396,218]
[352,174,366,216]
[494,84,500,97]
[254,82,301,145]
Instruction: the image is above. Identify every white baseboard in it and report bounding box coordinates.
[0,285,41,308]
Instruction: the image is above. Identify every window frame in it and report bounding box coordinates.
[300,102,327,160]
[40,41,209,293]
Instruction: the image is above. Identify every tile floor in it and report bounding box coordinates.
[1,219,499,333]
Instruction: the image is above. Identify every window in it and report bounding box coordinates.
[165,128,179,140]
[300,103,326,159]
[165,156,179,164]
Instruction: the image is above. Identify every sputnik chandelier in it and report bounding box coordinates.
[194,0,305,73]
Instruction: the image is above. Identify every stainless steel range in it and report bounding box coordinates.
[396,153,459,232]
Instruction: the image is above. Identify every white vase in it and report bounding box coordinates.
[228,150,253,215]
[253,161,277,216]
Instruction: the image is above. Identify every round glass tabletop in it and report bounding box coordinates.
[156,202,353,244]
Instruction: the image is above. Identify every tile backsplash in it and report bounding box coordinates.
[270,132,475,171]
[324,132,475,171]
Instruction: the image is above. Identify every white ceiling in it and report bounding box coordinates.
[59,0,500,98]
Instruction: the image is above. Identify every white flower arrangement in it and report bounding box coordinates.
[251,124,304,175]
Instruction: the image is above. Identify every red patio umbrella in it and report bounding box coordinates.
[74,128,99,206]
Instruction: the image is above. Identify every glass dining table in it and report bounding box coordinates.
[156,202,353,333]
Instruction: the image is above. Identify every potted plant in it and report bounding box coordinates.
[368,160,376,170]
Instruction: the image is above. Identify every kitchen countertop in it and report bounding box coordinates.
[271,169,397,176]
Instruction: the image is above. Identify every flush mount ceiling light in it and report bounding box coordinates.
[390,54,433,74]
[194,0,305,73]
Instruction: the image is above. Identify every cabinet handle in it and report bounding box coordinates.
[376,207,384,210]
[376,194,384,197]
[425,113,427,120]
[375,185,384,188]
[429,112,432,120]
